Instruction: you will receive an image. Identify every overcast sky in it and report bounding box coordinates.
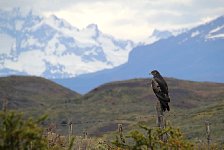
[1,0,224,42]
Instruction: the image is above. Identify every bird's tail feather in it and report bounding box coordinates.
[160,101,170,112]
[156,93,170,102]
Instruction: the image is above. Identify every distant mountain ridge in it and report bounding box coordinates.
[0,8,134,78]
[53,15,224,93]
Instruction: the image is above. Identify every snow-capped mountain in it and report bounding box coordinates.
[144,29,173,44]
[0,8,134,78]
[54,15,224,93]
[143,28,188,45]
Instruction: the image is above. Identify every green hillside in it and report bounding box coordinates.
[0,76,80,115]
[0,76,224,144]
[48,78,224,143]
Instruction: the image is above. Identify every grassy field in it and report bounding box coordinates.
[0,76,224,144]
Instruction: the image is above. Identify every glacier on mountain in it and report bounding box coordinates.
[0,8,134,78]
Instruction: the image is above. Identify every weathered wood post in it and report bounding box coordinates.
[205,121,211,150]
[83,129,88,139]
[68,121,73,142]
[118,123,125,143]
[156,101,164,129]
[155,101,167,142]
[2,97,8,112]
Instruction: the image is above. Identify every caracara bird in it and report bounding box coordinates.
[150,70,170,112]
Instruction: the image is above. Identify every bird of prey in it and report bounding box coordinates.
[150,70,170,112]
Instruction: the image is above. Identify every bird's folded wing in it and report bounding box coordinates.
[154,78,168,92]
[151,78,161,93]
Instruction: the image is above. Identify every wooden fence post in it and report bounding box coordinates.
[118,123,125,143]
[83,129,87,139]
[68,121,73,141]
[155,101,167,142]
[2,97,8,112]
[156,101,164,129]
[205,121,211,150]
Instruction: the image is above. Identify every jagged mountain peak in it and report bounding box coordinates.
[86,24,99,30]
[0,8,134,78]
[44,14,75,30]
[151,29,173,39]
[173,15,224,44]
[53,15,224,93]
[143,29,173,45]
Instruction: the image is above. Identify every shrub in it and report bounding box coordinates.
[0,111,48,150]
[112,124,194,150]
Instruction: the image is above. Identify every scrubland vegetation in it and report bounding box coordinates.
[0,76,224,149]
[0,110,223,150]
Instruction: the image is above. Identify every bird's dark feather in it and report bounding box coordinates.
[151,78,170,102]
[151,74,170,112]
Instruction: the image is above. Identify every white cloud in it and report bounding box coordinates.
[0,0,224,42]
[43,0,224,42]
